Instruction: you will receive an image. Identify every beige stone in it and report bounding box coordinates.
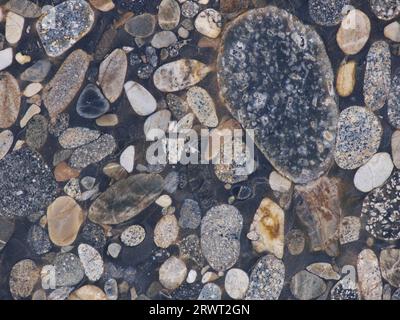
[154,214,179,248]
[384,21,400,42]
[69,285,107,300]
[336,60,356,97]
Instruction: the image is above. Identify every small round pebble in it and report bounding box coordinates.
[121,225,146,247]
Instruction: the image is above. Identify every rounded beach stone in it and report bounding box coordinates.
[158,0,180,31]
[309,0,350,26]
[217,6,338,184]
[76,84,110,119]
[154,214,179,248]
[9,259,39,299]
[0,71,20,129]
[334,106,382,170]
[224,268,249,300]
[159,256,187,290]
[121,225,146,247]
[370,0,400,20]
[388,68,400,128]
[125,13,156,38]
[357,249,382,300]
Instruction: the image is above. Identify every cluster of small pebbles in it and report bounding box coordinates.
[1,0,400,301]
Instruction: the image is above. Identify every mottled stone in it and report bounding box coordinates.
[159,256,187,290]
[0,129,13,160]
[181,1,199,18]
[245,255,285,300]
[48,113,69,137]
[28,225,52,255]
[125,13,156,37]
[179,199,201,229]
[290,271,327,300]
[69,285,107,300]
[81,222,106,250]
[362,171,400,241]
[364,41,391,111]
[9,260,39,299]
[78,244,104,282]
[198,283,221,300]
[286,229,305,255]
[0,216,14,251]
[370,0,400,20]
[357,249,382,300]
[218,6,338,184]
[339,216,361,245]
[186,86,218,127]
[158,0,180,30]
[154,214,179,248]
[295,177,341,257]
[385,21,400,42]
[151,31,177,49]
[89,174,164,225]
[380,248,400,288]
[306,263,340,280]
[96,114,119,127]
[124,81,157,116]
[0,71,20,129]
[334,106,382,170]
[5,0,42,18]
[54,253,84,287]
[309,0,350,26]
[42,50,91,120]
[121,225,146,247]
[59,127,100,149]
[201,204,242,271]
[392,131,400,169]
[25,115,48,150]
[76,84,110,119]
[224,268,249,300]
[331,266,360,300]
[195,9,222,38]
[36,0,95,57]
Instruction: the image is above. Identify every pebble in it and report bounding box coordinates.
[336,9,370,55]
[102,162,128,180]
[181,1,199,18]
[78,244,104,282]
[89,173,164,225]
[76,84,110,119]
[0,71,20,128]
[107,243,121,258]
[104,278,118,300]
[54,253,84,287]
[69,134,117,169]
[47,196,84,247]
[186,269,197,283]
[9,259,39,299]
[26,115,48,150]
[353,152,393,193]
[194,9,222,39]
[5,12,24,45]
[151,31,178,49]
[96,114,119,127]
[0,216,15,251]
[385,21,400,42]
[20,105,40,128]
[121,225,146,247]
[201,204,242,271]
[166,93,189,119]
[201,271,219,284]
[290,270,327,300]
[334,106,382,170]
[308,0,350,26]
[392,131,400,169]
[306,263,340,280]
[339,216,361,245]
[0,130,13,160]
[224,268,249,300]
[186,86,218,127]
[5,0,42,18]
[245,255,285,300]
[269,171,292,193]
[28,224,52,255]
[362,170,400,241]
[23,83,42,98]
[158,0,180,30]
[331,266,360,300]
[336,60,356,97]
[153,59,211,92]
[120,145,135,173]
[124,81,157,116]
[159,256,187,290]
[15,52,31,65]
[81,222,106,250]
[48,287,74,300]
[42,49,91,120]
[179,199,201,229]
[388,68,400,128]
[0,148,57,218]
[357,249,382,300]
[156,194,172,208]
[286,229,305,255]
[364,41,391,111]
[154,214,179,248]
[124,13,156,38]
[0,48,13,71]
[59,127,100,149]
[380,248,400,288]
[144,110,171,140]
[248,198,284,259]
[48,113,69,137]
[370,0,400,20]
[198,283,221,300]
[69,285,107,300]
[36,0,95,57]
[20,59,51,82]
[89,0,115,12]
[98,49,127,103]
[218,6,338,184]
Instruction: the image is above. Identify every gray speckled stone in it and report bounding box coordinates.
[290,270,327,300]
[363,41,391,111]
[217,6,338,184]
[0,216,14,251]
[26,115,48,150]
[198,283,221,300]
[20,59,51,82]
[334,106,382,170]
[54,253,84,287]
[309,0,350,26]
[201,204,242,271]
[362,171,400,241]
[388,68,400,128]
[179,199,201,229]
[370,0,400,20]
[59,127,100,149]
[28,225,52,255]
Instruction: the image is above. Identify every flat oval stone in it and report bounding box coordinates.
[353,152,393,193]
[201,204,243,271]
[224,268,249,300]
[336,9,370,55]
[26,114,48,150]
[119,145,135,173]
[158,0,180,30]
[76,84,110,119]
[121,225,146,246]
[69,285,107,300]
[159,256,187,290]
[42,49,91,120]
[125,13,156,37]
[334,106,382,170]
[309,0,350,26]
[336,60,356,98]
[306,263,340,280]
[363,41,391,111]
[9,259,39,299]
[186,86,218,127]
[0,71,20,129]
[20,59,51,82]
[154,214,179,248]
[194,9,222,38]
[357,249,382,300]
[290,270,327,300]
[124,81,157,116]
[362,170,400,241]
[153,59,212,92]
[0,130,13,160]
[78,244,104,282]
[380,248,400,288]
[245,255,285,300]
[0,48,14,71]
[217,6,338,184]
[59,127,101,149]
[98,49,127,103]
[6,12,24,45]
[89,173,164,225]
[36,0,95,57]
[151,31,177,49]
[370,0,400,20]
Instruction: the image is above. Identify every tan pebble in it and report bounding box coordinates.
[20,104,41,128]
[384,21,400,42]
[69,285,107,300]
[15,52,31,65]
[23,82,43,97]
[54,162,80,182]
[95,114,118,126]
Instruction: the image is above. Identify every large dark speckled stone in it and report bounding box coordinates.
[217,6,338,184]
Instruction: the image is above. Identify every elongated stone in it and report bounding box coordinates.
[186,86,218,127]
[217,6,338,184]
[124,81,157,116]
[357,249,382,300]
[158,0,180,30]
[5,0,42,18]
[0,71,20,129]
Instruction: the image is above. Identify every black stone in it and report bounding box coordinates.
[76,84,110,119]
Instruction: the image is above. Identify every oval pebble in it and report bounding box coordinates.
[78,244,104,282]
[186,86,218,127]
[194,9,222,39]
[357,249,382,300]
[124,81,157,116]
[158,0,180,31]
[154,214,179,248]
[9,259,39,299]
[76,84,110,119]
[224,268,249,300]
[370,0,400,20]
[159,256,187,290]
[121,225,146,247]
[309,0,350,26]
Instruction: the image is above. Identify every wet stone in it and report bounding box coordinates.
[217,6,338,184]
[28,225,52,256]
[201,204,242,272]
[198,283,221,300]
[26,115,48,150]
[36,0,95,57]
[369,0,400,20]
[290,270,327,300]
[78,244,104,282]
[179,199,202,229]
[125,13,156,38]
[380,248,400,288]
[59,127,100,149]
[166,94,189,120]
[121,225,146,247]
[362,170,400,241]
[76,84,110,119]
[308,0,350,26]
[363,41,391,111]
[334,106,382,170]
[0,148,57,218]
[245,255,285,300]
[0,71,20,129]
[9,259,40,299]
[89,173,164,225]
[54,253,85,287]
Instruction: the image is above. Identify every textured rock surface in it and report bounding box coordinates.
[308,0,350,26]
[290,270,327,300]
[0,72,20,129]
[380,248,400,288]
[357,249,382,300]
[217,6,338,184]
[9,260,39,299]
[369,0,400,20]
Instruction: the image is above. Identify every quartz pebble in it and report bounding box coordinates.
[154,214,179,248]
[107,243,121,258]
[269,171,292,193]
[0,71,20,128]
[78,244,104,282]
[124,81,157,116]
[120,145,135,173]
[357,249,382,300]
[336,9,370,55]
[76,84,110,119]
[186,86,218,127]
[353,152,393,193]
[5,12,24,45]
[121,225,146,247]
[336,60,356,97]
[159,256,187,290]
[0,48,13,71]
[0,130,13,160]
[194,9,222,39]
[23,83,42,97]
[224,268,249,300]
